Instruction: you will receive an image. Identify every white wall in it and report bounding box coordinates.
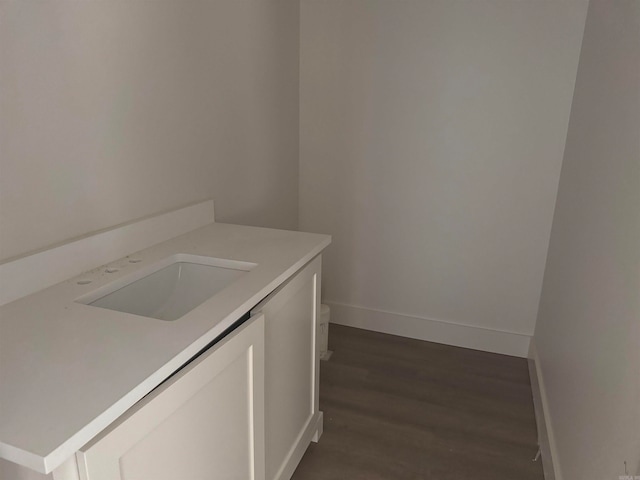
[533,0,640,478]
[300,0,588,356]
[0,0,300,262]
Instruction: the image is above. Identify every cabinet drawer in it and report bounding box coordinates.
[77,314,265,480]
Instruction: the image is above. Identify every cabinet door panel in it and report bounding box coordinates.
[77,314,265,480]
[252,256,321,480]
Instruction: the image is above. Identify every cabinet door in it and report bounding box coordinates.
[251,256,321,480]
[76,314,265,480]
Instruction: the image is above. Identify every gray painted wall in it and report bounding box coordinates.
[300,0,587,347]
[0,0,300,262]
[534,0,640,477]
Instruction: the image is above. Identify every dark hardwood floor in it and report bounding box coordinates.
[292,324,543,480]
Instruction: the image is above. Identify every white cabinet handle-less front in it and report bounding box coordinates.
[76,314,266,480]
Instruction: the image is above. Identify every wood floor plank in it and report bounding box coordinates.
[292,324,543,480]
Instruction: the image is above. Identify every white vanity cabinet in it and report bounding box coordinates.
[251,256,322,480]
[77,313,266,480]
[0,245,328,480]
[71,256,323,480]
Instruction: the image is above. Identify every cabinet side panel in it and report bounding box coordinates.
[259,258,321,480]
[266,278,315,478]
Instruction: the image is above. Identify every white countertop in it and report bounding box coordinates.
[0,222,330,473]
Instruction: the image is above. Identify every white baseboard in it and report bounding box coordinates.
[311,411,324,443]
[528,340,562,480]
[326,301,531,358]
[0,199,215,306]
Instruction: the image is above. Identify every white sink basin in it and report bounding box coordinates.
[78,254,257,321]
